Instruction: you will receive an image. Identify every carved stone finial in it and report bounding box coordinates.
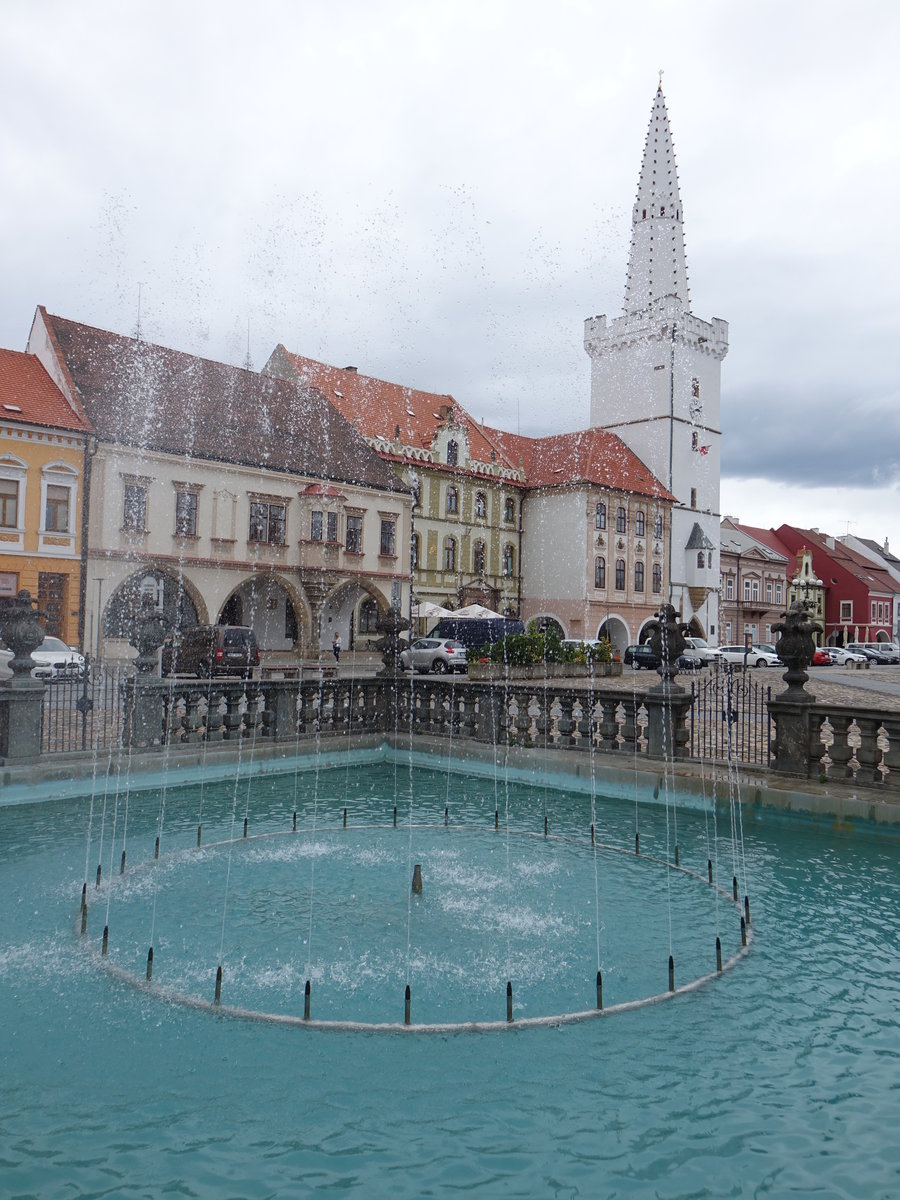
[0,589,47,678]
[642,603,689,690]
[129,594,170,675]
[375,606,410,677]
[772,600,823,703]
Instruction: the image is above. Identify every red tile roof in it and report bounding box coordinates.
[268,347,671,500]
[268,347,518,472]
[0,348,90,433]
[485,425,674,499]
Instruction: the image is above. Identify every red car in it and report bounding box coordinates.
[811,648,831,666]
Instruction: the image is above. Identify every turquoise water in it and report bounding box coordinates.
[1,757,898,1197]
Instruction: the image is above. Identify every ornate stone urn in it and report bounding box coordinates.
[129,594,170,675]
[642,603,689,690]
[772,600,822,703]
[0,589,46,681]
[375,607,409,678]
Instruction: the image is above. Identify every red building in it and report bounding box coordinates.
[774,525,898,646]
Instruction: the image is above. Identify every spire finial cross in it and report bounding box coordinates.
[658,69,664,91]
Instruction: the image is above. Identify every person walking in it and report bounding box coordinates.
[332,631,341,664]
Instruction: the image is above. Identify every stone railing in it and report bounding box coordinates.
[770,696,900,787]
[114,675,692,761]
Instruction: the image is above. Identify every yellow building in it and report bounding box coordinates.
[0,348,91,644]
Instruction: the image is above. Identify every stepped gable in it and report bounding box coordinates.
[0,348,90,432]
[483,424,673,499]
[39,313,402,492]
[269,348,517,473]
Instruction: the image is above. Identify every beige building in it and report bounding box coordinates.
[28,308,411,658]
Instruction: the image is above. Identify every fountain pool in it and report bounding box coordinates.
[1,750,898,1197]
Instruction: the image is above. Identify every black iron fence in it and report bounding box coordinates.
[689,665,772,767]
[40,664,127,754]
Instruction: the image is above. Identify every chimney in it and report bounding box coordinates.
[344,366,358,373]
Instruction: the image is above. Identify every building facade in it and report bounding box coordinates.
[28,309,411,659]
[264,349,526,622]
[0,348,91,643]
[719,518,789,647]
[585,86,728,641]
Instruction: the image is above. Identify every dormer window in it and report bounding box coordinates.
[446,440,458,467]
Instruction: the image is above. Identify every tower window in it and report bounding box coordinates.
[446,440,458,467]
[690,488,697,509]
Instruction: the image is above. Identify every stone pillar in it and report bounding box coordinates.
[768,700,813,777]
[644,684,691,760]
[0,679,45,761]
[123,676,165,749]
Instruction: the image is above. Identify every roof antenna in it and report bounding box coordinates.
[134,282,143,342]
[243,318,253,371]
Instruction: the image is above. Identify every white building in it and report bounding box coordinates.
[584,86,728,640]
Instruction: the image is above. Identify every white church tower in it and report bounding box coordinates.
[584,85,728,640]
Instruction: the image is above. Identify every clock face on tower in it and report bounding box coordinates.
[689,396,703,423]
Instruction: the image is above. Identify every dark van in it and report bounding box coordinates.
[428,617,525,651]
[160,625,260,678]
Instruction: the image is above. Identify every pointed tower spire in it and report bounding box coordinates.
[623,86,689,315]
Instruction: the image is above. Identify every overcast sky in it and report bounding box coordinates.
[3,1,899,554]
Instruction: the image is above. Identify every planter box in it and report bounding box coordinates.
[467,662,622,681]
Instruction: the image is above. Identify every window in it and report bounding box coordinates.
[690,488,697,508]
[0,478,18,528]
[594,556,606,589]
[840,600,852,623]
[473,540,485,575]
[775,582,783,603]
[765,624,772,642]
[123,484,147,533]
[726,577,734,600]
[249,501,286,545]
[359,598,379,633]
[327,512,338,542]
[871,602,877,623]
[379,519,396,557]
[595,502,606,530]
[752,580,760,601]
[615,559,626,590]
[174,491,197,537]
[446,487,458,515]
[475,492,486,520]
[446,440,458,466]
[652,562,662,593]
[410,533,419,570]
[743,579,751,601]
[766,581,773,603]
[616,506,626,533]
[346,515,363,554]
[653,514,663,539]
[310,510,323,541]
[634,561,645,591]
[504,497,515,523]
[692,431,699,451]
[41,484,70,533]
[444,537,457,571]
[502,544,514,577]
[692,378,700,399]
[744,624,757,642]
[698,551,705,569]
[635,510,645,537]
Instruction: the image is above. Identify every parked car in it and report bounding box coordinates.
[0,644,55,681]
[718,644,781,668]
[683,636,723,664]
[826,647,867,666]
[160,625,260,678]
[624,644,660,670]
[3,635,87,680]
[847,642,899,664]
[676,651,705,671]
[399,638,467,674]
[811,648,832,666]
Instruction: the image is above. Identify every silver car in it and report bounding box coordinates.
[400,638,467,674]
